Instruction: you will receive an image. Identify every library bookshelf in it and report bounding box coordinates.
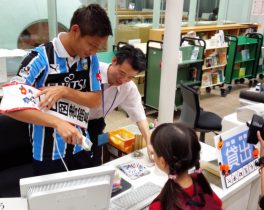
[224,35,259,85]
[201,42,228,93]
[144,37,205,111]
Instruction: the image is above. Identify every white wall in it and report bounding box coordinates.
[225,0,264,33]
[249,0,264,34]
[225,0,251,23]
[251,15,264,33]
[0,0,81,49]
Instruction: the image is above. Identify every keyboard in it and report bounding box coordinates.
[110,182,161,210]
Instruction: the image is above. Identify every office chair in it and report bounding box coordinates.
[179,84,222,142]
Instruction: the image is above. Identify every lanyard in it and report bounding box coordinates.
[102,84,118,118]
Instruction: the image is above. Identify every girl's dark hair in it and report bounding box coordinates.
[151,123,213,210]
[70,4,112,37]
[115,44,146,73]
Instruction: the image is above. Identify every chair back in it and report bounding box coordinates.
[179,84,200,128]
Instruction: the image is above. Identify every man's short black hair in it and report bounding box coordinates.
[115,44,146,73]
[70,4,112,37]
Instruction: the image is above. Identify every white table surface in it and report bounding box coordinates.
[222,112,245,132]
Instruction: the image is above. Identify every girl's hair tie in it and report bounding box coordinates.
[168,174,178,181]
[194,168,203,173]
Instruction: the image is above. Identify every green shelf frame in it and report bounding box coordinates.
[224,35,260,84]
[245,33,264,78]
[144,37,205,110]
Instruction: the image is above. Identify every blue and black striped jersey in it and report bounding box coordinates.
[16,39,101,161]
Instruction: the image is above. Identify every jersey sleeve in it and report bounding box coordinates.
[89,55,101,92]
[15,47,47,87]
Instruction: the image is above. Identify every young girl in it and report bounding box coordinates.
[149,123,222,210]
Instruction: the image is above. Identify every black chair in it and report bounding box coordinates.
[179,84,222,142]
[0,115,34,197]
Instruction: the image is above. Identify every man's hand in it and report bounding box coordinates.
[36,86,67,110]
[146,144,154,161]
[55,120,83,145]
[258,131,264,157]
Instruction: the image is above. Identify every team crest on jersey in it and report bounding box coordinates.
[81,59,88,70]
[19,66,31,77]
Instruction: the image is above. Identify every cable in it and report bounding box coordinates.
[54,138,69,171]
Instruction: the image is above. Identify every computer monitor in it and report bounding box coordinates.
[20,165,115,210]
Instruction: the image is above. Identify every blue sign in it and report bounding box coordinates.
[215,125,258,189]
[220,130,255,173]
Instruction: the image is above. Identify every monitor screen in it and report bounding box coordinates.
[20,165,115,210]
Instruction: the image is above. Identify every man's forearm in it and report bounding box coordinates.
[6,109,84,145]
[6,110,63,129]
[63,87,102,108]
[136,119,150,145]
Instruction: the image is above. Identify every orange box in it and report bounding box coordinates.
[109,128,135,153]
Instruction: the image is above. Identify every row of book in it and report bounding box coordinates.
[201,70,224,87]
[204,51,227,68]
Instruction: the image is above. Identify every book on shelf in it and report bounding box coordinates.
[190,47,199,60]
[212,54,218,66]
[205,57,212,67]
[218,69,224,83]
[211,73,218,84]
[239,67,246,77]
[202,72,212,86]
[241,49,250,61]
[205,53,219,68]
[178,50,182,62]
[218,51,227,65]
[189,67,198,81]
[234,63,240,70]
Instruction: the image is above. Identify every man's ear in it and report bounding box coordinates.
[70,24,80,34]
[112,56,117,65]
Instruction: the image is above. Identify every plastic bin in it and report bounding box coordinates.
[109,128,135,153]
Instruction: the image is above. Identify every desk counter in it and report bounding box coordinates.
[0,143,260,210]
[107,143,260,210]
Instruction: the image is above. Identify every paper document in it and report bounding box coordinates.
[0,198,28,210]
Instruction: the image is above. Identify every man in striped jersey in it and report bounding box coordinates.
[6,4,112,175]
